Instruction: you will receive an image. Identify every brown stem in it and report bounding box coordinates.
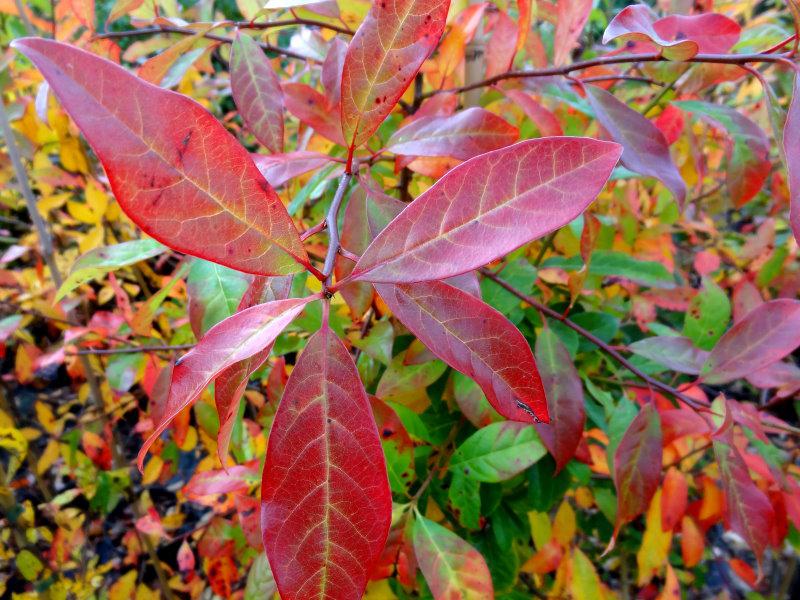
[420,51,795,100]
[69,343,196,356]
[478,267,708,411]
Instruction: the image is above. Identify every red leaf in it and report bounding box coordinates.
[261,324,391,600]
[375,280,548,424]
[12,38,308,276]
[584,84,686,206]
[413,514,494,599]
[784,73,800,245]
[553,0,592,65]
[184,462,258,499]
[504,89,563,137]
[386,107,518,160]
[252,151,338,188]
[604,5,740,60]
[230,32,284,153]
[137,296,316,470]
[321,37,348,108]
[610,403,662,548]
[341,0,451,149]
[282,82,346,145]
[654,104,684,145]
[701,299,800,385]
[350,138,621,283]
[214,275,293,464]
[485,9,518,78]
[177,540,195,572]
[661,467,688,532]
[534,326,585,472]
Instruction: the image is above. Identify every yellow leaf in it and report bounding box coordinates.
[15,549,43,581]
[78,225,105,253]
[637,488,673,586]
[178,426,198,452]
[109,570,138,600]
[553,499,576,547]
[35,401,59,435]
[528,510,552,550]
[569,548,602,600]
[142,454,164,486]
[0,427,28,481]
[58,135,90,174]
[37,439,60,475]
[364,579,397,599]
[85,180,109,219]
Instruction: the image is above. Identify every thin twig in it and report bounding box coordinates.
[322,172,353,285]
[69,343,195,356]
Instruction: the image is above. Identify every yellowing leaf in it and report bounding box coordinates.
[637,489,673,586]
[16,549,43,581]
[110,570,138,600]
[553,500,576,546]
[528,510,552,550]
[569,548,602,600]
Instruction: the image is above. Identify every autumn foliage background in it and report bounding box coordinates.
[3,0,800,598]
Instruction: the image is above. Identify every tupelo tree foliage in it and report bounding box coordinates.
[3,0,800,598]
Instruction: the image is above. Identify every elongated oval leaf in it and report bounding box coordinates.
[12,38,308,276]
[387,107,518,160]
[351,138,621,283]
[252,151,336,188]
[584,85,686,206]
[282,82,346,146]
[214,275,293,464]
[675,101,770,207]
[701,299,800,384]
[413,514,494,600]
[628,336,708,375]
[56,239,165,301]
[137,296,316,469]
[261,324,391,600]
[450,421,547,482]
[612,403,662,542]
[186,259,250,339]
[784,74,800,245]
[534,327,585,473]
[504,89,563,137]
[376,280,548,423]
[231,32,284,153]
[340,0,451,149]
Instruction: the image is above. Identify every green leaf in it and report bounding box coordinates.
[450,422,547,483]
[16,549,43,581]
[683,277,731,350]
[244,554,277,600]
[480,258,537,322]
[56,239,165,300]
[449,470,481,529]
[383,439,414,494]
[186,258,250,338]
[352,318,394,365]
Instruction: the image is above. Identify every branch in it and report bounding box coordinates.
[478,267,708,411]
[420,51,795,100]
[321,172,353,285]
[69,343,195,356]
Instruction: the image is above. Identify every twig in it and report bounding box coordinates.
[69,343,195,356]
[321,172,353,285]
[419,51,796,100]
[478,267,708,411]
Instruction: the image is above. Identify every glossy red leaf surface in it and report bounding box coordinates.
[137,296,315,470]
[350,138,621,284]
[375,280,549,424]
[261,324,391,600]
[534,327,585,472]
[603,5,740,60]
[12,38,308,276]
[584,85,686,206]
[784,74,800,245]
[612,403,662,543]
[252,151,337,188]
[413,514,494,600]
[701,299,800,385]
[214,275,293,464]
[386,107,518,160]
[230,32,284,153]
[340,0,451,149]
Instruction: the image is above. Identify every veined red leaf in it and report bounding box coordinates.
[375,280,548,424]
[386,107,518,160]
[701,299,800,385]
[340,0,451,149]
[350,138,621,284]
[231,32,284,153]
[504,89,563,137]
[783,73,800,245]
[712,398,774,568]
[283,82,346,146]
[322,37,348,108]
[610,403,662,549]
[12,38,308,276]
[252,151,338,188]
[137,296,316,470]
[413,514,493,600]
[214,275,293,464]
[604,5,740,61]
[261,324,391,600]
[534,327,584,472]
[553,0,592,65]
[584,85,686,206]
[675,101,770,207]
